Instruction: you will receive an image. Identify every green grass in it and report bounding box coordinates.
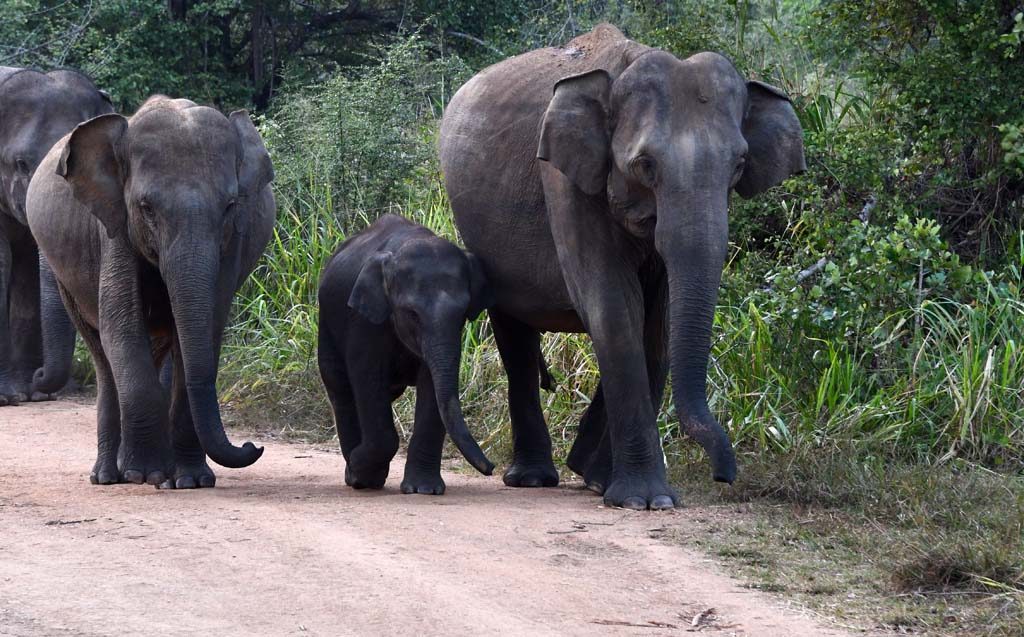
[667,448,1024,635]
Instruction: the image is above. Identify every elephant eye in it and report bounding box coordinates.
[630,155,657,187]
[15,158,30,174]
[138,199,154,217]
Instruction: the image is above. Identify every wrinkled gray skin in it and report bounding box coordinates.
[0,67,113,405]
[439,24,805,509]
[27,96,275,487]
[318,214,495,495]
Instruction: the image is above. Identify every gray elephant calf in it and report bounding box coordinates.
[318,214,495,494]
[26,96,275,488]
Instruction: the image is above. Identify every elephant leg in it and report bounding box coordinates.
[70,309,122,485]
[401,366,447,495]
[8,240,43,398]
[572,263,670,495]
[317,328,361,486]
[566,380,603,478]
[32,252,76,398]
[542,168,676,510]
[490,309,558,488]
[0,230,17,405]
[346,363,399,490]
[99,251,173,486]
[162,333,216,489]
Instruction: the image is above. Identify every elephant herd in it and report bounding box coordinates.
[0,24,804,510]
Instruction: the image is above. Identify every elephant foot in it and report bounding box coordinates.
[503,459,559,488]
[90,455,121,485]
[603,473,680,511]
[29,391,57,402]
[583,457,611,495]
[0,379,24,405]
[159,459,217,489]
[118,447,174,487]
[400,470,446,495]
[344,462,389,490]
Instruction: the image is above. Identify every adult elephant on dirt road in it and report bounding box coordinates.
[27,96,275,487]
[439,24,805,509]
[0,67,113,405]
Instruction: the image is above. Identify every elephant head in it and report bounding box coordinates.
[538,51,805,483]
[0,68,112,224]
[55,100,273,468]
[348,240,496,475]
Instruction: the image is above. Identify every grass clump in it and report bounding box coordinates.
[669,446,1024,635]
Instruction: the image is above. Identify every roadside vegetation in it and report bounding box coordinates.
[6,1,1023,634]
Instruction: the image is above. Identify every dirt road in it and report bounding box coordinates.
[0,400,857,636]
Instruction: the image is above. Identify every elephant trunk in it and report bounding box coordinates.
[656,188,737,484]
[163,245,263,469]
[423,326,494,475]
[32,254,75,394]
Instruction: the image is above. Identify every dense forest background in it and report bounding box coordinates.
[4,2,1024,630]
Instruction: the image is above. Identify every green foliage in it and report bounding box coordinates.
[808,1,1024,256]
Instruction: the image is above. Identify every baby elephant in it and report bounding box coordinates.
[318,214,495,494]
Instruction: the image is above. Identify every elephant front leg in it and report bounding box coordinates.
[542,166,677,510]
[581,283,676,510]
[0,232,19,405]
[347,369,400,490]
[99,253,174,486]
[491,310,559,488]
[7,240,45,400]
[569,265,670,497]
[163,343,215,489]
[401,367,447,495]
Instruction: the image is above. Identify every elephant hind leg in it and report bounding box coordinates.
[68,307,121,485]
[566,380,608,489]
[318,326,362,487]
[491,309,559,488]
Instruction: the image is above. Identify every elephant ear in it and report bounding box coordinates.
[465,252,495,321]
[348,251,393,325]
[735,80,806,199]
[229,110,275,196]
[537,69,612,196]
[57,113,129,239]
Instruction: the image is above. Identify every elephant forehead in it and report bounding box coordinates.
[616,51,745,118]
[128,111,237,173]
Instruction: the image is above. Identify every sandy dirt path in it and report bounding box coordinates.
[0,400,860,637]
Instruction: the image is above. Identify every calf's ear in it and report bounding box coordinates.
[57,113,129,239]
[348,251,394,324]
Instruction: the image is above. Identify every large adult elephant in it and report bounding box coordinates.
[27,96,274,487]
[439,24,805,509]
[0,67,113,405]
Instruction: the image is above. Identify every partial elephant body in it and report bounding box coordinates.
[0,67,113,405]
[317,214,494,494]
[439,24,805,509]
[27,95,275,487]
